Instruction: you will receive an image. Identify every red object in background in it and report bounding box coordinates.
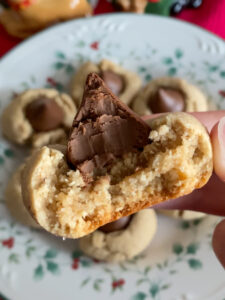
[0,0,224,58]
[178,0,225,39]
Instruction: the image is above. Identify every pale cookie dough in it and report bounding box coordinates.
[5,164,40,228]
[21,113,212,238]
[159,210,206,220]
[70,60,141,106]
[132,77,208,115]
[79,210,157,262]
[1,89,76,148]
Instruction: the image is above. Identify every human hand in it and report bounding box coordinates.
[143,111,225,268]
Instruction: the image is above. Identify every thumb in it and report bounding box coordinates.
[210,116,225,181]
[212,219,225,269]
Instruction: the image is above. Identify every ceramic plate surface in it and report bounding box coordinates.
[0,14,224,300]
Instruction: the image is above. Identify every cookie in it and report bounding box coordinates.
[79,210,157,262]
[5,164,40,228]
[132,77,208,115]
[70,59,141,106]
[21,74,212,239]
[115,0,147,13]
[1,89,76,148]
[159,210,206,220]
[0,0,92,38]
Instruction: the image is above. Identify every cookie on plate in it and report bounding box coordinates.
[70,59,141,106]
[5,164,40,228]
[132,77,208,115]
[21,73,213,239]
[79,210,157,262]
[1,89,76,148]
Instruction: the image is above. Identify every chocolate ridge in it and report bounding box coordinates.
[67,73,151,181]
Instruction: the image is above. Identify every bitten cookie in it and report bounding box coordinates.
[1,89,76,148]
[21,74,212,239]
[5,164,40,228]
[159,210,206,220]
[70,59,141,106]
[79,210,157,262]
[132,77,208,115]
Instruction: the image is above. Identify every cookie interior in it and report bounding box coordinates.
[23,113,212,238]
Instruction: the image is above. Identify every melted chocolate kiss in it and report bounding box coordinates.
[149,88,185,113]
[100,70,124,96]
[25,97,64,132]
[67,73,150,182]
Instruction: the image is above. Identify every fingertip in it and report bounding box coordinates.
[210,117,225,182]
[212,219,225,269]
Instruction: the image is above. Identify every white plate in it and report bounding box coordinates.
[0,14,224,300]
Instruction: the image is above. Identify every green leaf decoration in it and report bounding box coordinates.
[56,83,64,92]
[8,253,19,264]
[34,264,44,280]
[169,269,177,274]
[149,283,159,298]
[56,51,66,59]
[186,243,199,255]
[180,221,190,229]
[44,249,57,259]
[175,49,183,59]
[93,279,103,291]
[163,57,173,65]
[132,291,147,300]
[136,278,149,286]
[188,259,203,270]
[65,64,74,74]
[72,249,83,259]
[81,277,91,287]
[77,40,85,48]
[46,261,59,274]
[26,246,36,258]
[209,65,218,72]
[54,62,65,70]
[161,284,170,290]
[0,292,10,300]
[173,243,183,255]
[168,67,177,76]
[138,66,147,73]
[220,71,225,78]
[144,266,151,275]
[193,219,202,226]
[4,149,14,158]
[145,74,152,81]
[0,156,4,165]
[80,259,92,267]
[156,263,162,270]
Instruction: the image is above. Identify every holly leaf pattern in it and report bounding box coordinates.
[188,259,203,270]
[46,261,59,274]
[34,264,44,280]
[186,243,199,255]
[173,244,183,255]
[44,249,57,259]
[132,292,147,300]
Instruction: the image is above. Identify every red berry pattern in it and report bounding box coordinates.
[90,41,99,50]
[2,237,14,249]
[219,90,225,98]
[47,77,57,87]
[72,258,79,270]
[112,279,125,289]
